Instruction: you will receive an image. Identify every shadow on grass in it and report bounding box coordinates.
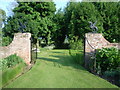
[37,54,86,71]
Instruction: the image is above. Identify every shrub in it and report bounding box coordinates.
[103,67,120,86]
[69,39,83,50]
[0,54,25,70]
[0,54,26,87]
[95,47,120,74]
[1,36,12,46]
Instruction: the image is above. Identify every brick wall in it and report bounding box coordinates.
[85,33,119,68]
[0,33,31,65]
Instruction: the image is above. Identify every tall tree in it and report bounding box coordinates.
[64,2,103,41]
[3,1,56,45]
[0,9,6,46]
[0,9,6,28]
[53,9,66,48]
[93,2,120,42]
[3,13,40,43]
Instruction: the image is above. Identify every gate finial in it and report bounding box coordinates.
[88,21,98,33]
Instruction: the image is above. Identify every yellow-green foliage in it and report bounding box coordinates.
[1,63,26,87]
[0,54,25,71]
[0,54,26,87]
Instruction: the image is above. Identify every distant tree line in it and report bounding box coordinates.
[54,2,120,44]
[2,1,120,47]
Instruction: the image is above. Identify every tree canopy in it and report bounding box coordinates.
[2,1,120,47]
[93,2,120,42]
[64,2,104,40]
[53,2,119,45]
[2,1,56,45]
[0,9,6,28]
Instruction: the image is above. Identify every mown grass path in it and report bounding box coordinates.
[5,49,118,88]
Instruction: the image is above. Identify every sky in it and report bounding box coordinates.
[0,0,16,16]
[0,0,119,16]
[53,0,69,11]
[0,0,70,16]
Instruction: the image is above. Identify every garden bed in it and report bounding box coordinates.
[1,63,26,87]
[88,47,120,87]
[0,54,27,88]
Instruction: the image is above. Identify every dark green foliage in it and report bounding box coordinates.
[54,2,119,47]
[0,9,6,46]
[89,47,120,86]
[103,67,120,86]
[3,2,56,45]
[93,2,120,43]
[96,47,120,74]
[14,2,56,18]
[53,9,66,48]
[0,9,6,28]
[69,39,83,50]
[3,13,40,44]
[64,2,103,41]
[0,54,25,70]
[2,2,119,48]
[104,68,120,77]
[53,2,104,48]
[69,50,84,65]
[38,17,56,45]
[1,36,12,46]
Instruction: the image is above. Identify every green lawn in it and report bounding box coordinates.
[5,49,118,88]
